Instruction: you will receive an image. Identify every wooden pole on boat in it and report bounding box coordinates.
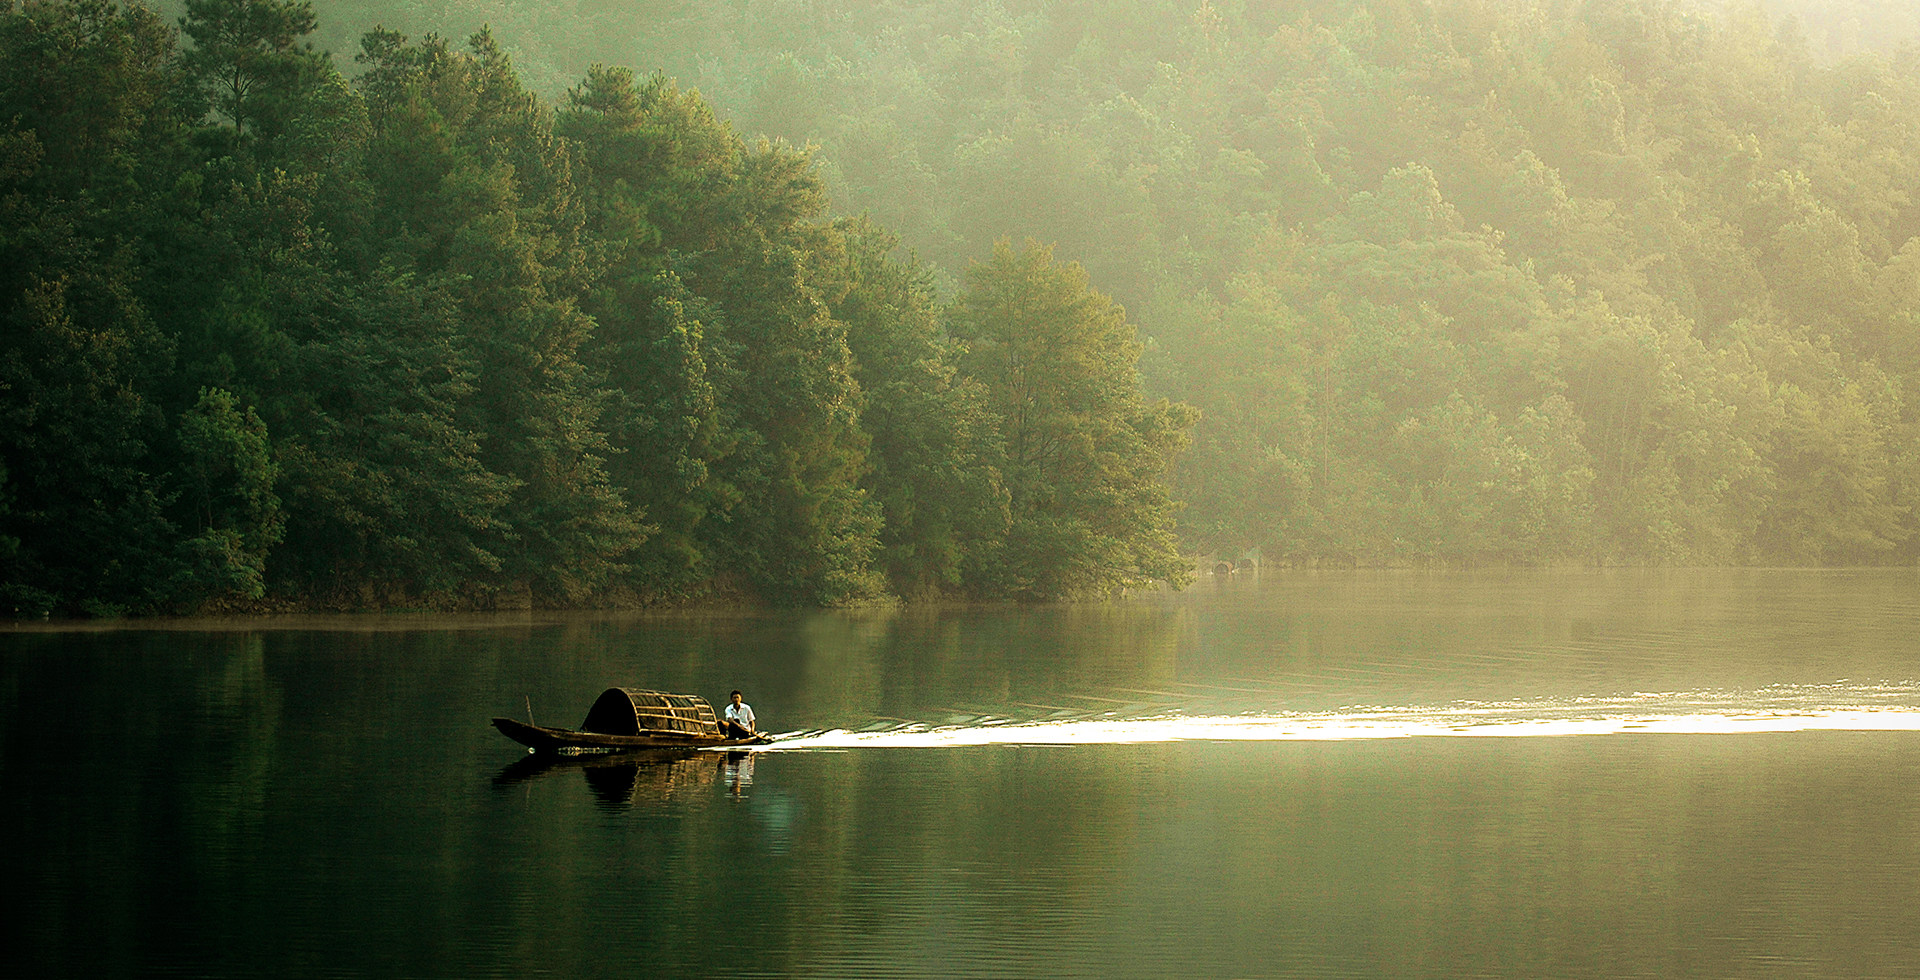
[525,695,535,727]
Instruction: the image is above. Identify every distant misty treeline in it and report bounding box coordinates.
[283,0,1920,570]
[1,0,1194,616]
[1754,0,1920,59]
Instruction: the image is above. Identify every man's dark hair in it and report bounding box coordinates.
[731,690,742,697]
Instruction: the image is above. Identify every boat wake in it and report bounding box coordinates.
[754,682,1920,750]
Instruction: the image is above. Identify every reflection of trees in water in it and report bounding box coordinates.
[181,633,279,875]
[728,605,1198,950]
[783,603,1193,727]
[755,747,1154,952]
[2,630,289,975]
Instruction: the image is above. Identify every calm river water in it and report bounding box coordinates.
[6,569,1920,978]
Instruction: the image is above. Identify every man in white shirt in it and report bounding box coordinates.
[722,690,756,738]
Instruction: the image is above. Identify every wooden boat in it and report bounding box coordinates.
[492,688,772,754]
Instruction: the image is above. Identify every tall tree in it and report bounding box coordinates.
[353,30,648,604]
[178,0,325,139]
[560,66,741,596]
[0,0,189,615]
[833,219,1008,598]
[951,240,1196,599]
[560,66,885,604]
[172,385,282,605]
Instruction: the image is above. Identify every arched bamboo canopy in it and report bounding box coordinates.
[580,688,720,736]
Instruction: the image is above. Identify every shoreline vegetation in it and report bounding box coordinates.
[6,0,1920,619]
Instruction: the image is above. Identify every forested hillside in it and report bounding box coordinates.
[8,0,1920,616]
[273,0,1920,569]
[1,0,1191,615]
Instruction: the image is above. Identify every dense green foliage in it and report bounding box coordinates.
[11,0,1920,616]
[283,0,1920,569]
[0,0,1191,615]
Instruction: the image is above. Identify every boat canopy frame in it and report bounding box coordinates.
[579,688,721,737]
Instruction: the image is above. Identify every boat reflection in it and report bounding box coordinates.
[493,749,723,809]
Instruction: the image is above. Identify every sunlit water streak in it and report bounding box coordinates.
[755,682,1920,748]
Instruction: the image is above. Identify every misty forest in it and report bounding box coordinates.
[4,0,1919,616]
